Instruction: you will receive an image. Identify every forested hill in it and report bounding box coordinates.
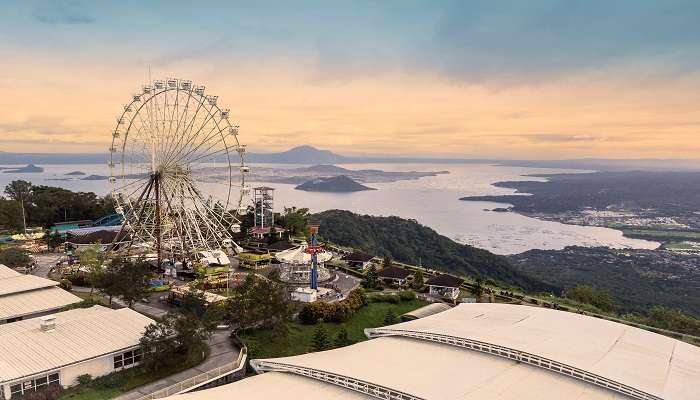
[314,210,547,291]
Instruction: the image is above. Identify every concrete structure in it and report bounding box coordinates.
[425,274,464,300]
[0,306,154,399]
[174,303,700,400]
[378,266,410,286]
[253,187,275,229]
[399,302,451,321]
[291,287,318,303]
[0,264,81,324]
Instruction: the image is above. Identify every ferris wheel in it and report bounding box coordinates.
[108,78,249,262]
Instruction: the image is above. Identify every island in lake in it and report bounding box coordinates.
[65,171,86,176]
[295,175,376,192]
[2,164,44,173]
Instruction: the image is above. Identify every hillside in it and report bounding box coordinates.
[313,210,547,291]
[295,176,376,192]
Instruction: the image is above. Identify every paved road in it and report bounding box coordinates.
[30,252,63,278]
[113,330,240,400]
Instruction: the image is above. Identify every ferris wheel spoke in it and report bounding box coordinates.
[162,92,204,165]
[168,121,226,167]
[164,103,219,166]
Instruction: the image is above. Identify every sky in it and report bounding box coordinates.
[0,0,699,159]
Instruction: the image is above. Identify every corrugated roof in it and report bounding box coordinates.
[174,372,365,400]
[0,274,58,296]
[400,302,451,320]
[378,266,410,280]
[367,303,700,400]
[425,273,464,288]
[229,303,700,400]
[0,264,20,279]
[0,286,81,320]
[0,306,154,383]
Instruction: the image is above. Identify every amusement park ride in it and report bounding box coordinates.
[107,78,248,268]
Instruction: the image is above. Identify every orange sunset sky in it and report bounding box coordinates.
[1,1,699,159]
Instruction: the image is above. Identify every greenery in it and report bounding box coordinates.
[276,207,311,238]
[78,245,104,295]
[298,288,367,324]
[363,264,380,289]
[1,181,114,230]
[383,308,397,325]
[139,311,212,373]
[412,269,424,290]
[0,247,31,268]
[310,322,331,352]
[224,273,293,333]
[97,257,151,307]
[624,306,700,336]
[334,326,353,347]
[566,285,615,312]
[241,299,428,359]
[314,210,546,291]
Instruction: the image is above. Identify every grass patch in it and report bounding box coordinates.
[241,299,428,359]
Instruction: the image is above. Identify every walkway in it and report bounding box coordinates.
[113,330,241,400]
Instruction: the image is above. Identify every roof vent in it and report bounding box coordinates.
[40,316,56,332]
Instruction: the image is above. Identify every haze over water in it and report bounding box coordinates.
[0,162,659,255]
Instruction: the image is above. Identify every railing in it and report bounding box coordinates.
[134,346,247,400]
[366,328,663,400]
[252,360,425,400]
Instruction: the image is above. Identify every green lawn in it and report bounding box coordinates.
[241,299,428,359]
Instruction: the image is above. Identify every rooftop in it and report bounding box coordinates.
[378,266,411,280]
[0,286,81,321]
[211,303,700,400]
[341,252,374,262]
[0,306,154,383]
[425,273,464,288]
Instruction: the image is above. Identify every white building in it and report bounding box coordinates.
[0,264,81,324]
[291,287,317,303]
[0,306,154,399]
[425,274,464,301]
[173,303,700,400]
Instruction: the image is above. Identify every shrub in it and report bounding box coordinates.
[59,279,72,290]
[398,290,416,301]
[299,288,367,324]
[76,374,92,386]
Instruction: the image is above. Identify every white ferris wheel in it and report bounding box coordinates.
[108,78,249,262]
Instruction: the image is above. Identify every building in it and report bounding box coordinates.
[173,303,699,400]
[0,306,154,399]
[400,302,451,321]
[0,264,81,324]
[65,229,130,253]
[425,273,464,300]
[248,226,286,240]
[377,266,410,286]
[341,252,374,270]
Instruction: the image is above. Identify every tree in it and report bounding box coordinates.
[43,231,64,252]
[382,256,392,269]
[0,247,31,268]
[412,270,424,290]
[383,308,398,326]
[79,245,103,294]
[364,264,380,289]
[472,275,485,298]
[140,312,213,372]
[334,326,353,348]
[100,257,151,307]
[310,322,331,352]
[567,285,615,312]
[277,207,311,237]
[4,180,31,234]
[224,274,292,333]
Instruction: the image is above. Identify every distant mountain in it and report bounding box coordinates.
[247,145,348,164]
[295,175,376,192]
[65,171,86,176]
[1,146,698,171]
[2,164,44,173]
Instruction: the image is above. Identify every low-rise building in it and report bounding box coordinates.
[0,264,81,324]
[426,274,464,301]
[378,266,410,286]
[341,252,374,270]
[0,306,154,400]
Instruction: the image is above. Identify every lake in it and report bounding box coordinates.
[0,162,659,255]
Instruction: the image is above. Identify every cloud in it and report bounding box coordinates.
[32,1,95,25]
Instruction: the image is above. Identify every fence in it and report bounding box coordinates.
[134,346,247,400]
